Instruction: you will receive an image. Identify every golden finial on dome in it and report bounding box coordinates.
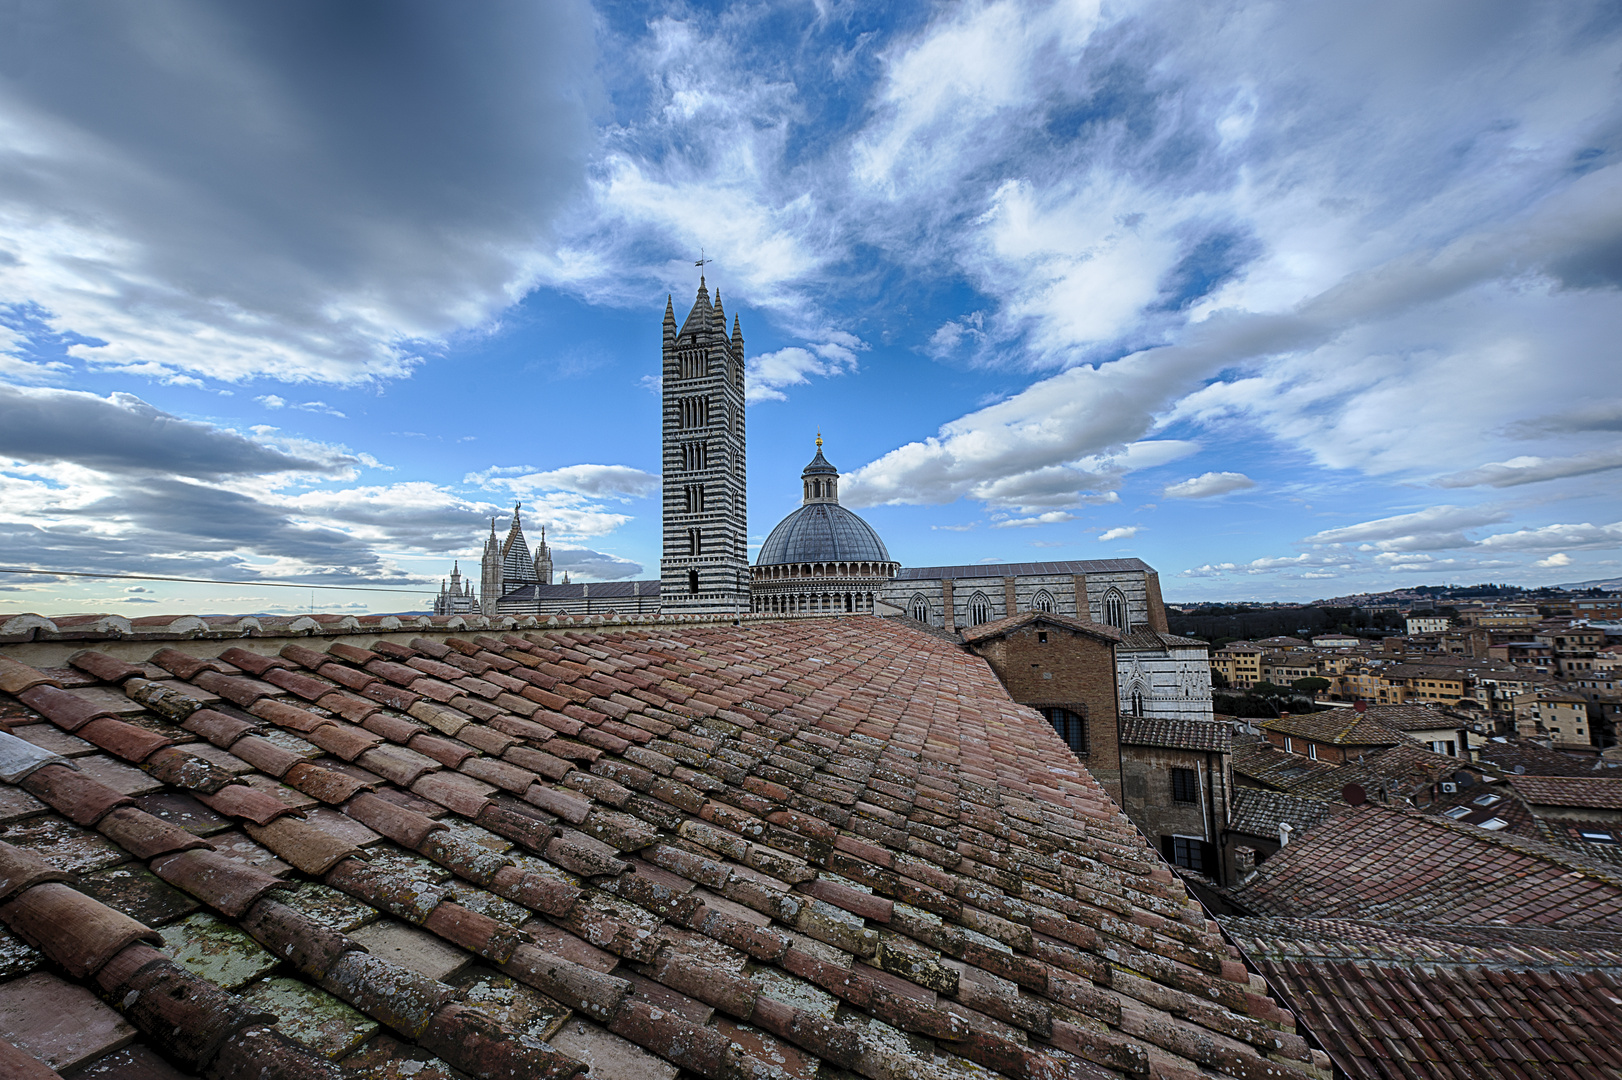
[816,430,822,450]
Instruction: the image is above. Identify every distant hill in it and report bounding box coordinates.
[1555,578,1622,591]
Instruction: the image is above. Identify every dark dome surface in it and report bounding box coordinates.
[757,502,891,566]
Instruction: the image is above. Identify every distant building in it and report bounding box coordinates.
[1405,614,1449,634]
[748,438,897,616]
[430,561,478,616]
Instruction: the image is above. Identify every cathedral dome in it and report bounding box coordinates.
[757,501,891,565]
[756,436,892,566]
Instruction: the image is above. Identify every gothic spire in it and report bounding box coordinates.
[678,276,714,337]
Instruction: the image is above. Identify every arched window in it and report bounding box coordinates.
[1032,589,1055,613]
[1131,690,1145,716]
[813,479,822,497]
[1103,588,1127,630]
[909,594,931,623]
[969,592,992,626]
[1042,707,1088,754]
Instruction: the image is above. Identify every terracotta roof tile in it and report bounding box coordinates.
[1120,716,1232,752]
[1507,774,1622,810]
[0,617,1325,1079]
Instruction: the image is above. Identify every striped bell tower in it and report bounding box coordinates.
[660,275,749,615]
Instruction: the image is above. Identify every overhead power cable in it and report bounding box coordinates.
[0,567,433,596]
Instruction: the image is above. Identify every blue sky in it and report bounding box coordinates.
[2,0,1620,616]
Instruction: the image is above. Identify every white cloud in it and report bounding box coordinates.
[1163,472,1255,499]
[1536,552,1573,568]
[1435,446,1622,488]
[928,313,985,358]
[1478,521,1622,552]
[1180,562,1238,578]
[1304,505,1511,551]
[467,464,658,501]
[256,394,345,418]
[746,340,861,403]
[992,511,1076,528]
[1098,526,1139,541]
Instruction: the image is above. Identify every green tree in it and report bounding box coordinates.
[1291,676,1331,697]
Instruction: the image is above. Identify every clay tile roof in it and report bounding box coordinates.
[0,614,1324,1080]
[1231,735,1340,790]
[1282,739,1465,801]
[1231,801,1622,926]
[1508,774,1622,810]
[1224,916,1622,1080]
[1227,788,1337,839]
[1350,703,1467,730]
[1259,710,1411,746]
[1119,716,1231,752]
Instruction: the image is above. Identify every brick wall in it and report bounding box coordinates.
[1262,730,1351,763]
[967,624,1122,799]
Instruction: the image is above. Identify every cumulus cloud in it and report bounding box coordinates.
[1536,552,1574,568]
[0,2,596,386]
[1098,526,1139,541]
[927,313,986,359]
[1163,472,1255,499]
[746,339,861,403]
[1179,552,1338,577]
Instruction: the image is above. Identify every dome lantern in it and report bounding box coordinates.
[801,432,840,505]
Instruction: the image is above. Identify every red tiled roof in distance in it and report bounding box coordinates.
[1508,774,1622,810]
[1231,800,1622,926]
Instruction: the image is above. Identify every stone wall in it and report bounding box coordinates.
[1120,743,1233,883]
[881,568,1165,634]
[1118,644,1215,723]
